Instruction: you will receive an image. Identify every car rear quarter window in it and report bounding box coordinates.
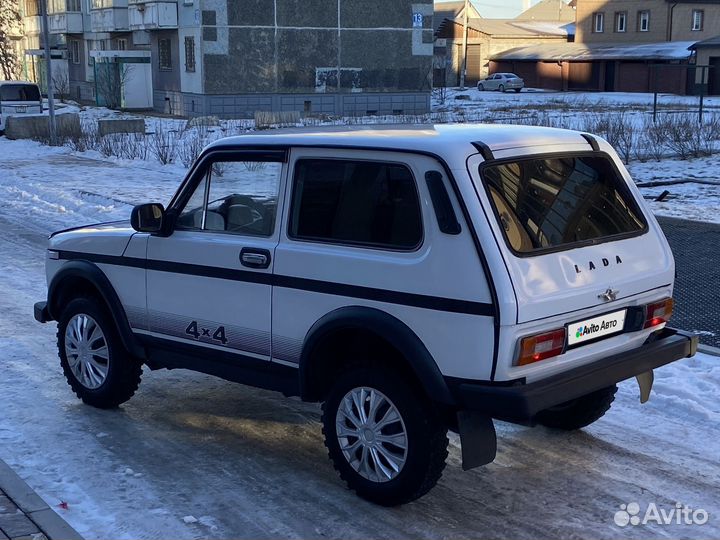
[480,154,646,255]
[289,159,422,250]
[0,84,40,102]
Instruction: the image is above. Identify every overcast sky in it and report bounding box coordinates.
[435,0,541,19]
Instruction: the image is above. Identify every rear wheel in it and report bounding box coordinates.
[58,297,142,409]
[322,366,449,506]
[514,88,522,93]
[535,385,617,430]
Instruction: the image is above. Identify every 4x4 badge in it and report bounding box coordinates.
[598,288,619,302]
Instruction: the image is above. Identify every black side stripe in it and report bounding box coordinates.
[56,250,494,317]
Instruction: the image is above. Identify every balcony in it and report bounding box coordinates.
[128,2,177,30]
[48,12,84,33]
[91,8,129,32]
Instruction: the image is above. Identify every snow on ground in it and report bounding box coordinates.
[1,92,719,538]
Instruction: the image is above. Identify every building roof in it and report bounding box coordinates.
[433,1,482,33]
[491,40,696,61]
[515,0,575,22]
[689,35,720,49]
[208,124,594,165]
[440,17,573,38]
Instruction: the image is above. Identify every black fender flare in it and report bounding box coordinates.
[47,260,146,359]
[299,306,456,405]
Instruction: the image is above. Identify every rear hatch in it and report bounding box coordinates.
[476,152,673,323]
[0,83,42,120]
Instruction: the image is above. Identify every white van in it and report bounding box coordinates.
[34,124,698,505]
[0,81,43,134]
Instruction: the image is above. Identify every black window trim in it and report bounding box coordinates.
[286,156,425,253]
[476,150,649,259]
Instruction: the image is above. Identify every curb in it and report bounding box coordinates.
[0,460,82,540]
[698,344,720,357]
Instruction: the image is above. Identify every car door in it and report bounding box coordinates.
[486,75,498,90]
[143,149,286,362]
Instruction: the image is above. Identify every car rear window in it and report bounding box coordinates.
[480,154,646,254]
[0,84,40,102]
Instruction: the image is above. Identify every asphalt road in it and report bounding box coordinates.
[0,212,717,539]
[657,217,720,348]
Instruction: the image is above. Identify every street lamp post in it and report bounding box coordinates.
[459,0,469,90]
[40,0,57,145]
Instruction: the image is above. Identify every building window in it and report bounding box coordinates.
[592,12,604,33]
[99,40,106,51]
[117,38,127,51]
[159,39,172,71]
[71,40,80,64]
[88,40,93,66]
[66,0,81,11]
[615,11,627,32]
[638,10,650,32]
[184,36,195,72]
[692,10,704,31]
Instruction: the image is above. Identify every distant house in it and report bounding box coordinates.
[491,0,720,94]
[434,0,574,87]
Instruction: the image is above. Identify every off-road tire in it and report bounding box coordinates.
[322,366,449,506]
[535,385,617,430]
[58,297,142,409]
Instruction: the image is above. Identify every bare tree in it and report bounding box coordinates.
[0,0,22,80]
[53,69,69,102]
[95,62,134,110]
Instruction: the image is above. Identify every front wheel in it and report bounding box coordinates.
[498,84,505,92]
[535,385,617,430]
[322,367,449,506]
[58,297,142,409]
[477,83,484,91]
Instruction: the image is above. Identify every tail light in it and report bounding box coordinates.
[517,328,566,366]
[645,298,673,328]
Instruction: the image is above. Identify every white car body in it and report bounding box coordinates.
[35,124,697,502]
[478,73,524,92]
[0,81,43,132]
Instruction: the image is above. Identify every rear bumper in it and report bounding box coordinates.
[448,327,698,423]
[34,301,51,323]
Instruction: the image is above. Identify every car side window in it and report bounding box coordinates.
[288,158,422,250]
[175,160,282,237]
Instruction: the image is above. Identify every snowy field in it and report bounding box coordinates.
[0,92,719,539]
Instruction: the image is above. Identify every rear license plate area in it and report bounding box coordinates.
[567,309,626,347]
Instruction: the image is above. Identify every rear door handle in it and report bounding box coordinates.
[240,247,271,269]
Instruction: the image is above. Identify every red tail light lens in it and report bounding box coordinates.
[517,328,566,366]
[644,298,674,328]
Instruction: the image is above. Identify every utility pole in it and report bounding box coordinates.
[40,0,57,145]
[459,0,469,90]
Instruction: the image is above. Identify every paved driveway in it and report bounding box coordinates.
[657,216,720,348]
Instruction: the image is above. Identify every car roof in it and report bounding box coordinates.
[207,123,591,163]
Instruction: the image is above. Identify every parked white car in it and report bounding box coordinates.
[478,73,524,92]
[35,125,697,506]
[0,81,42,134]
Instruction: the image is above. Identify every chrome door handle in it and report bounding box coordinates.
[240,248,271,269]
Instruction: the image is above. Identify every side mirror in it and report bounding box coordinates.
[131,203,165,233]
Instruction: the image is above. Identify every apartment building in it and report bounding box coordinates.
[491,0,720,94]
[20,0,435,117]
[576,0,720,43]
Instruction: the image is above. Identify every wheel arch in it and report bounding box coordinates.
[299,306,456,406]
[47,260,145,359]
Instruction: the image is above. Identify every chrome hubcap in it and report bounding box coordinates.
[65,314,109,389]
[336,387,408,483]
